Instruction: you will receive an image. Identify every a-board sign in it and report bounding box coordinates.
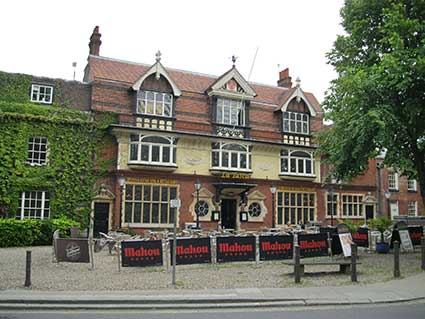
[55,238,90,263]
[216,236,256,263]
[170,237,211,265]
[399,230,414,252]
[408,226,423,246]
[121,240,163,267]
[339,233,353,257]
[352,228,369,247]
[259,235,293,261]
[298,233,328,258]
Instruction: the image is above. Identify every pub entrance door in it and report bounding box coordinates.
[221,199,237,230]
[93,202,109,237]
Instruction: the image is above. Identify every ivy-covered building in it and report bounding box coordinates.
[0,71,112,226]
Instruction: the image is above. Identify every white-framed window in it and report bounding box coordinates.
[408,201,418,217]
[248,202,262,218]
[17,191,50,219]
[27,137,48,166]
[129,135,176,166]
[124,184,177,226]
[195,200,209,217]
[216,98,245,126]
[211,142,251,171]
[388,172,398,190]
[326,193,339,217]
[280,149,315,176]
[407,179,417,192]
[30,84,53,104]
[341,194,364,217]
[283,111,309,134]
[136,90,173,117]
[277,191,315,225]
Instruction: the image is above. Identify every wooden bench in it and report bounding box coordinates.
[282,259,361,275]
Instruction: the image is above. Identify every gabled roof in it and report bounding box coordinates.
[131,61,182,96]
[85,55,322,110]
[207,66,256,100]
[275,81,318,116]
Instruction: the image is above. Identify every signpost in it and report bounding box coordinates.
[170,198,180,286]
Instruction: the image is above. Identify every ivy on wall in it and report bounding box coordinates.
[0,71,117,225]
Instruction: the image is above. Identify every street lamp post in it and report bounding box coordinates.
[327,185,334,227]
[269,184,277,229]
[385,191,391,219]
[194,177,201,229]
[118,175,125,230]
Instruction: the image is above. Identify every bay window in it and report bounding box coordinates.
[280,149,315,176]
[211,142,251,171]
[129,135,176,165]
[216,98,245,126]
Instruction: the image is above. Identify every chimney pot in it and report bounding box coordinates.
[277,67,292,88]
[89,26,102,56]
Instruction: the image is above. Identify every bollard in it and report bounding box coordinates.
[24,250,31,287]
[421,237,425,271]
[394,241,400,277]
[351,243,357,282]
[294,245,301,283]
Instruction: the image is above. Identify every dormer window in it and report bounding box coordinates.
[216,98,245,126]
[137,90,173,117]
[283,111,309,134]
[31,84,53,104]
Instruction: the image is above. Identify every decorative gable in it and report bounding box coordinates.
[207,67,256,100]
[277,78,317,116]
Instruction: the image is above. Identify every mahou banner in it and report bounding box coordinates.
[216,236,256,263]
[352,228,369,247]
[170,237,211,265]
[408,226,423,246]
[298,233,328,258]
[121,240,163,267]
[259,235,293,261]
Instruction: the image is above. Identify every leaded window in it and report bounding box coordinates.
[129,135,176,165]
[211,142,251,171]
[280,149,314,176]
[195,200,209,217]
[27,137,48,165]
[277,191,315,225]
[341,194,364,217]
[248,202,262,217]
[137,90,173,117]
[408,201,417,217]
[283,111,309,134]
[17,191,50,219]
[124,184,177,226]
[31,84,53,104]
[216,98,245,126]
[388,172,398,190]
[326,193,339,217]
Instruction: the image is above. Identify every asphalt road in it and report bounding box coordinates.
[1,302,425,319]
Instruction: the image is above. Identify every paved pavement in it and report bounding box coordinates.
[0,272,424,310]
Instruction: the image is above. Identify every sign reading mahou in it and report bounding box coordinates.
[216,236,256,263]
[298,233,328,258]
[408,226,423,246]
[170,237,211,265]
[352,228,369,247]
[259,235,293,261]
[121,240,163,267]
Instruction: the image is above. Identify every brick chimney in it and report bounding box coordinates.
[277,68,292,88]
[89,26,102,56]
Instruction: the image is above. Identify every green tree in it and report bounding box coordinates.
[318,0,425,209]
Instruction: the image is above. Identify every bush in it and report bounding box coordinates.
[0,217,80,247]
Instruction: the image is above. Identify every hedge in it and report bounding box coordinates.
[0,217,80,247]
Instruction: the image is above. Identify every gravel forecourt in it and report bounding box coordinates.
[0,246,422,291]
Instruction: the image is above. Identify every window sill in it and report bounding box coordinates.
[26,162,48,167]
[279,173,316,181]
[30,100,53,105]
[128,162,177,171]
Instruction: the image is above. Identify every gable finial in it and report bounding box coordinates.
[295,77,301,88]
[155,50,162,63]
[295,77,302,102]
[231,55,238,67]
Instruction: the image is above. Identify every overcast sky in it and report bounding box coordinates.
[0,0,345,102]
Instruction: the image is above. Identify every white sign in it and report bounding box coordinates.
[398,230,414,252]
[339,233,354,257]
[170,199,181,208]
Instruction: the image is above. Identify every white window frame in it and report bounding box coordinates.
[407,179,417,192]
[211,142,251,172]
[129,135,176,166]
[277,191,316,225]
[280,149,315,177]
[27,136,48,166]
[18,191,50,219]
[30,84,53,104]
[408,201,418,217]
[283,111,309,134]
[341,194,364,218]
[136,90,173,117]
[216,98,245,126]
[388,172,398,190]
[123,184,178,227]
[326,192,340,217]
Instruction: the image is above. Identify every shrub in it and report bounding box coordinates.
[0,217,80,247]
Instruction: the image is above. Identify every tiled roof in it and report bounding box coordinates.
[87,55,321,109]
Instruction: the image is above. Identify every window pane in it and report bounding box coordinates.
[125,203,132,223]
[152,146,160,162]
[143,203,150,223]
[240,153,247,169]
[152,204,159,223]
[134,186,142,200]
[125,185,133,200]
[298,159,304,173]
[130,144,138,161]
[212,151,219,167]
[160,203,168,224]
[231,153,238,168]
[290,159,296,172]
[161,187,168,201]
[143,186,151,201]
[222,152,229,167]
[134,203,141,223]
[152,186,160,201]
[281,158,288,172]
[141,145,149,161]
[162,146,170,163]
